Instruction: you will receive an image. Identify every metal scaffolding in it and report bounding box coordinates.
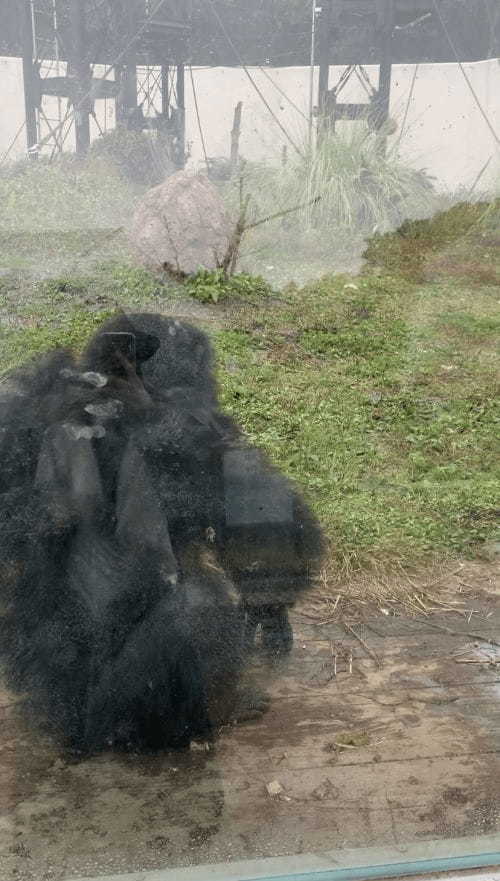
[317,0,396,149]
[20,0,190,165]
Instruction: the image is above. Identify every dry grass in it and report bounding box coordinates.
[297,558,499,621]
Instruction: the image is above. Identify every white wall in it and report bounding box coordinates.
[1,56,499,193]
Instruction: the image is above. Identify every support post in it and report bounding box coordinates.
[22,0,39,158]
[374,0,394,154]
[175,62,186,168]
[230,101,243,175]
[161,64,171,119]
[317,0,333,141]
[69,0,91,155]
[116,63,138,127]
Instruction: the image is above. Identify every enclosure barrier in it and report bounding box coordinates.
[66,834,500,881]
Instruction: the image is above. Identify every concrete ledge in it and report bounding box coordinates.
[65,833,500,881]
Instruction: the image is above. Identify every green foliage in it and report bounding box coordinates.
[36,278,87,301]
[184,268,274,304]
[0,309,114,375]
[285,130,437,233]
[88,127,173,188]
[363,199,500,280]
[214,270,500,567]
[225,131,437,237]
[0,229,131,276]
[438,311,500,338]
[99,263,166,302]
[301,318,408,360]
[0,155,136,230]
[1,215,499,571]
[221,133,438,285]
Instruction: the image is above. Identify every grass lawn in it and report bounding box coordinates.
[1,200,499,578]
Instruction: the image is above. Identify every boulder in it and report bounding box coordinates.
[129,171,232,276]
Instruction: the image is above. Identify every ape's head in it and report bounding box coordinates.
[86,313,217,402]
[81,313,160,378]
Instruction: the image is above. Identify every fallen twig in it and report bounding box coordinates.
[330,641,337,678]
[455,658,499,665]
[245,196,321,232]
[330,594,341,615]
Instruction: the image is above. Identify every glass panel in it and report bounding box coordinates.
[0,3,499,880]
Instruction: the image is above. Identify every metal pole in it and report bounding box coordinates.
[176,62,186,168]
[376,0,394,155]
[22,0,39,158]
[52,0,63,145]
[308,1,317,149]
[161,64,171,119]
[230,101,243,174]
[317,0,333,141]
[116,63,138,126]
[69,0,91,155]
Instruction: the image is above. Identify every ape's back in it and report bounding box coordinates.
[0,334,240,752]
[114,314,326,622]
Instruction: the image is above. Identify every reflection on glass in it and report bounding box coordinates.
[0,2,499,879]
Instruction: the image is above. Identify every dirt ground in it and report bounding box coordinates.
[1,560,499,881]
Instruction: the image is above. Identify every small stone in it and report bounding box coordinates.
[266,780,284,798]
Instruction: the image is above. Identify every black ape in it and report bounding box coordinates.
[96,313,325,655]
[0,331,245,753]
[0,311,323,754]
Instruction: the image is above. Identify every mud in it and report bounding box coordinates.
[1,562,499,881]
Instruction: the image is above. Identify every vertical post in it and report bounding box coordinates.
[230,101,243,175]
[161,64,171,119]
[375,0,394,155]
[115,0,138,129]
[52,0,63,148]
[116,63,138,126]
[22,0,39,158]
[175,62,186,168]
[157,64,172,173]
[69,0,91,155]
[317,0,333,141]
[308,0,317,148]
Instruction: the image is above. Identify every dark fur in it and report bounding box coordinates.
[0,313,323,754]
[99,313,325,654]
[0,341,244,753]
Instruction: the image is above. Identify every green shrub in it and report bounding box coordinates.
[224,130,437,237]
[185,269,274,304]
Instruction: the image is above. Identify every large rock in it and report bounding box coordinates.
[130,171,232,276]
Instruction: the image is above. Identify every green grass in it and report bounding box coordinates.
[0,244,183,374]
[0,203,499,573]
[185,268,274,304]
[212,273,499,567]
[363,198,500,283]
[0,157,138,231]
[0,309,116,373]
